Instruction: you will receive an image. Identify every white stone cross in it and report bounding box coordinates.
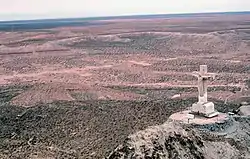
[192,65,216,104]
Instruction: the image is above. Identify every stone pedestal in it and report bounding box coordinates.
[169,110,228,125]
[191,102,219,118]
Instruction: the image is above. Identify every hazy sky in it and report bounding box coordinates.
[0,0,249,20]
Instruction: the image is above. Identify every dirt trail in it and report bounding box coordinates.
[104,82,243,89]
[128,60,152,66]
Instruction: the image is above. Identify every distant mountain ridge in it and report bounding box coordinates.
[0,11,250,31]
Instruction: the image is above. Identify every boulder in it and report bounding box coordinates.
[238,105,250,116]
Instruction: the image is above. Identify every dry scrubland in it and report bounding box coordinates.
[0,13,250,158]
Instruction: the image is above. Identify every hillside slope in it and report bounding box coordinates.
[107,117,250,159]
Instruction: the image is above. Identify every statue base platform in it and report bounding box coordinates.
[169,110,228,125]
[191,102,219,118]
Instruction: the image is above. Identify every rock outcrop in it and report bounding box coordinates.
[238,105,250,116]
[107,117,250,159]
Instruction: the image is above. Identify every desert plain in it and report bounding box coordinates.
[0,13,250,158]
